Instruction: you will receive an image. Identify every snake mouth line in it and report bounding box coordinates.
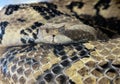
[52,34,55,43]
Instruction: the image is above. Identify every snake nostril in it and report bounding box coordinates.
[53,35,55,37]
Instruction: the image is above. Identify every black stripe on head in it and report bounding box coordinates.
[0,21,9,43]
[5,5,20,15]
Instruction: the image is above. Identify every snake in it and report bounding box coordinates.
[0,0,120,84]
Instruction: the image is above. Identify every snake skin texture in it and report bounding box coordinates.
[0,0,120,84]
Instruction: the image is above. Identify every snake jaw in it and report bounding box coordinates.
[36,31,73,44]
[53,34,73,44]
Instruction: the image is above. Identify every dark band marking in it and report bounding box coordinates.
[20,38,27,44]
[20,22,43,44]
[32,5,63,20]
[37,43,90,83]
[69,79,76,84]
[32,33,37,39]
[94,0,111,15]
[34,22,43,27]
[5,5,20,15]
[20,30,28,35]
[93,61,120,78]
[31,21,43,30]
[66,1,84,12]
[20,37,35,44]
[0,44,38,75]
[17,18,26,22]
[31,25,36,30]
[0,21,9,43]
[28,38,35,44]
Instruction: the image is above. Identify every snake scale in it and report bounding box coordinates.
[0,0,120,84]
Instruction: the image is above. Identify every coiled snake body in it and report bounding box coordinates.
[0,0,120,84]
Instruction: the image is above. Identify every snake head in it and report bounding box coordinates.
[36,23,73,44]
[36,23,98,44]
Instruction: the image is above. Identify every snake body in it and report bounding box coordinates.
[0,0,120,84]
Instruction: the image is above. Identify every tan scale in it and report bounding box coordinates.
[0,0,120,84]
